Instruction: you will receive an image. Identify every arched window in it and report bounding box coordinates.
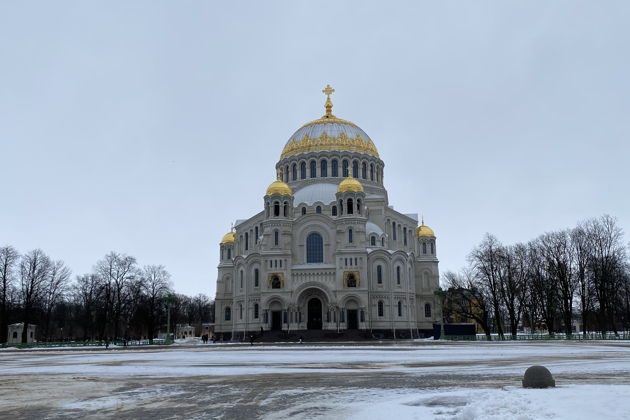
[332,205,337,216]
[239,304,243,319]
[423,242,427,254]
[310,160,316,178]
[381,238,385,247]
[370,164,374,181]
[245,232,249,251]
[321,159,328,177]
[392,222,397,240]
[342,159,349,177]
[301,207,306,215]
[332,159,338,177]
[285,166,289,182]
[348,228,353,243]
[12,331,17,339]
[283,202,288,217]
[254,303,259,319]
[227,248,232,259]
[377,265,383,284]
[271,276,281,289]
[347,198,353,215]
[306,232,324,263]
[255,226,258,244]
[254,269,259,287]
[361,162,367,179]
[396,266,401,284]
[403,227,407,246]
[376,167,380,182]
[292,163,297,181]
[352,160,359,178]
[274,202,280,217]
[378,301,384,317]
[225,307,231,321]
[347,274,357,287]
[300,162,306,179]
[398,301,402,317]
[370,236,376,246]
[425,303,432,318]
[316,206,322,214]
[274,230,279,246]
[431,242,435,254]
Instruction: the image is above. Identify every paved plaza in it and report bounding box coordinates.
[2,341,630,419]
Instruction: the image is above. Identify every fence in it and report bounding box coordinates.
[0,338,173,349]
[443,332,630,341]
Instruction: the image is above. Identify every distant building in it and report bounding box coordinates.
[200,323,215,337]
[214,86,440,340]
[175,324,195,339]
[7,323,36,344]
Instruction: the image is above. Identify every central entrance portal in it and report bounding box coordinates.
[307,298,322,330]
[271,311,282,331]
[347,309,358,329]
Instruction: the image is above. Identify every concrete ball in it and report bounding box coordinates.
[522,365,556,388]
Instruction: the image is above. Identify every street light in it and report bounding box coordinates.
[434,287,447,339]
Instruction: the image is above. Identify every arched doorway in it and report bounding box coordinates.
[307,298,322,330]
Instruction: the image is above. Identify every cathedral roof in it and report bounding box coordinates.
[338,176,364,193]
[266,179,293,196]
[366,221,384,235]
[280,85,379,159]
[417,222,435,238]
[293,183,338,205]
[220,231,236,244]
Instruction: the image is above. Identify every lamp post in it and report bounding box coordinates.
[164,294,175,343]
[434,287,447,339]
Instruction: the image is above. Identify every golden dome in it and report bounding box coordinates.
[417,223,435,238]
[280,85,379,160]
[338,176,364,193]
[220,231,236,244]
[266,180,293,196]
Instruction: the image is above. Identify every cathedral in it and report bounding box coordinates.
[214,86,439,339]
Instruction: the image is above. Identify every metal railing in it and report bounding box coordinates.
[442,332,630,341]
[1,338,174,349]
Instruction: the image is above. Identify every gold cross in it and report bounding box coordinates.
[322,84,335,98]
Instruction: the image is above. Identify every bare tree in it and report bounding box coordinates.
[0,246,19,343]
[41,260,71,340]
[19,249,51,343]
[571,223,594,335]
[443,269,492,339]
[73,274,101,340]
[141,265,172,343]
[95,252,137,339]
[498,243,528,338]
[469,234,505,338]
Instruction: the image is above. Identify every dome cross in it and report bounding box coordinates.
[322,84,335,117]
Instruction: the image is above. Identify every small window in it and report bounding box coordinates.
[332,206,337,216]
[370,236,376,246]
[271,276,281,289]
[431,242,435,254]
[392,222,397,240]
[310,160,317,178]
[274,202,280,217]
[227,248,232,259]
[239,304,243,319]
[225,307,231,321]
[12,331,17,339]
[378,301,384,317]
[362,162,367,179]
[292,163,297,181]
[423,242,427,254]
[332,159,338,177]
[347,274,357,287]
[301,207,306,215]
[342,159,349,177]
[396,266,401,284]
[398,301,402,317]
[255,226,258,244]
[348,228,353,243]
[377,265,383,284]
[254,269,259,287]
[245,232,249,251]
[403,227,407,246]
[254,303,259,319]
[425,303,432,318]
[347,198,353,215]
[352,160,359,178]
[370,164,374,181]
[321,159,328,177]
[316,206,322,214]
[274,230,279,246]
[284,202,288,217]
[381,238,385,247]
[240,270,244,288]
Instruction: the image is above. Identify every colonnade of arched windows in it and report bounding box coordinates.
[280,158,383,183]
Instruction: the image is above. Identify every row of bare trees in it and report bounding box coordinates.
[443,215,629,339]
[0,248,214,343]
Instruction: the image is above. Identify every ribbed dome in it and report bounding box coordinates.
[417,223,435,238]
[338,176,364,193]
[280,86,378,159]
[220,231,236,244]
[266,180,293,196]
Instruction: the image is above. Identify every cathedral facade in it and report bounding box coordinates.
[214,86,439,339]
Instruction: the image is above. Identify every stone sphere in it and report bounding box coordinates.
[522,365,556,388]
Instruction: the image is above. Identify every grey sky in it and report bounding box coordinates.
[1,1,629,296]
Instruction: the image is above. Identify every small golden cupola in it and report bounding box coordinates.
[416,220,435,237]
[337,175,364,193]
[266,176,293,196]
[220,231,236,244]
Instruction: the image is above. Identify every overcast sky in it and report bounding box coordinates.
[1,1,629,296]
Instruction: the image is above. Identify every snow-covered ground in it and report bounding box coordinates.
[1,341,630,419]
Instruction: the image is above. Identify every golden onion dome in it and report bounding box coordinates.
[220,231,236,244]
[338,176,364,193]
[417,222,435,238]
[266,180,293,196]
[280,85,379,160]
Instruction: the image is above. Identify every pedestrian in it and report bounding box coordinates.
[260,326,264,335]
[299,335,303,344]
[250,335,254,346]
